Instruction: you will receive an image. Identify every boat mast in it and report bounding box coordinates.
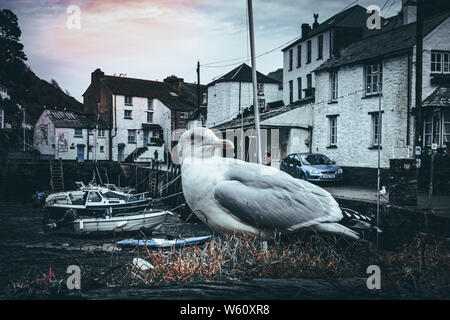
[247,0,262,164]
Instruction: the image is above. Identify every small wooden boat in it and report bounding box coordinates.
[70,210,173,235]
[117,235,213,248]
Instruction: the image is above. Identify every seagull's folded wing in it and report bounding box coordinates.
[213,162,343,231]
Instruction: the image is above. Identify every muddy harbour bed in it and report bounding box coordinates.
[0,202,449,300]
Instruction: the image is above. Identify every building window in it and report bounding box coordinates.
[257,83,264,95]
[306,74,312,88]
[74,128,83,137]
[297,77,302,100]
[124,110,132,119]
[258,99,265,110]
[365,62,383,95]
[128,130,136,143]
[431,51,450,74]
[443,111,450,147]
[148,98,153,110]
[99,145,105,153]
[329,116,337,146]
[180,112,189,119]
[306,40,311,64]
[371,113,382,146]
[88,146,93,152]
[288,49,293,71]
[125,95,133,105]
[330,71,338,101]
[147,112,153,123]
[297,44,301,68]
[289,80,293,104]
[98,129,105,137]
[318,34,323,60]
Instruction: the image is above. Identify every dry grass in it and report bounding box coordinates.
[124,232,449,298]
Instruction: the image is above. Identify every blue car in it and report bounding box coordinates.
[280,153,343,182]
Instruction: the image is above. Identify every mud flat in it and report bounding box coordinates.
[0,202,448,300]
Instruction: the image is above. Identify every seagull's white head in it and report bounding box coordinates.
[172,127,234,164]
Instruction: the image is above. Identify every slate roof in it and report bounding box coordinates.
[422,86,450,108]
[208,63,280,86]
[315,12,450,72]
[282,5,384,52]
[49,110,109,129]
[212,101,310,131]
[101,75,206,112]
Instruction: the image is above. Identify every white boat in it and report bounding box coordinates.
[70,210,173,234]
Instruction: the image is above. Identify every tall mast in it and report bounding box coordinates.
[247,0,262,164]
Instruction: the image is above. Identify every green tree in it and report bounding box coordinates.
[0,9,27,81]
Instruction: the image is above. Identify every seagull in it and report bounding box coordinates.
[174,127,380,240]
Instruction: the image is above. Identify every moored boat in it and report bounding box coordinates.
[43,184,152,220]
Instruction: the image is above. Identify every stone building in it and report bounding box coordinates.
[33,109,109,161]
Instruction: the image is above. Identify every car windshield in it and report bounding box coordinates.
[301,154,333,165]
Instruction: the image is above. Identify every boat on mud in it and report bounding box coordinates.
[70,210,173,234]
[43,184,152,220]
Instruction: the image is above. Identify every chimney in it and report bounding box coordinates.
[164,75,184,93]
[402,0,417,25]
[313,13,319,29]
[301,23,311,38]
[91,68,105,84]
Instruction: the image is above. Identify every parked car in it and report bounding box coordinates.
[280,153,343,182]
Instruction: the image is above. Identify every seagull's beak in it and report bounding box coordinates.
[212,139,234,150]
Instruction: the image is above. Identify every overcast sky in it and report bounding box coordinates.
[1,0,401,102]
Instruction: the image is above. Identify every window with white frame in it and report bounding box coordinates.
[289,80,293,104]
[424,110,450,148]
[444,111,450,147]
[74,128,83,137]
[328,116,337,146]
[431,51,450,74]
[306,40,311,63]
[98,129,105,137]
[147,112,153,123]
[99,145,105,153]
[128,130,136,143]
[371,113,382,146]
[124,110,132,119]
[258,99,265,110]
[297,77,302,100]
[257,83,264,96]
[365,62,383,95]
[288,49,293,71]
[148,98,153,110]
[330,71,338,101]
[125,95,133,105]
[297,44,301,68]
[318,34,323,60]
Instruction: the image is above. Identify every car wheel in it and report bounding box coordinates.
[299,171,306,180]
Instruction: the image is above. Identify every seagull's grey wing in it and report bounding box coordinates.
[213,162,342,231]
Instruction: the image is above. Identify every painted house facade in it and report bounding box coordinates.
[311,10,450,177]
[281,5,385,107]
[34,109,110,161]
[83,69,205,162]
[206,63,282,128]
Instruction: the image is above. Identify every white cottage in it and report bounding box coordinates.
[206,63,282,127]
[34,109,110,161]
